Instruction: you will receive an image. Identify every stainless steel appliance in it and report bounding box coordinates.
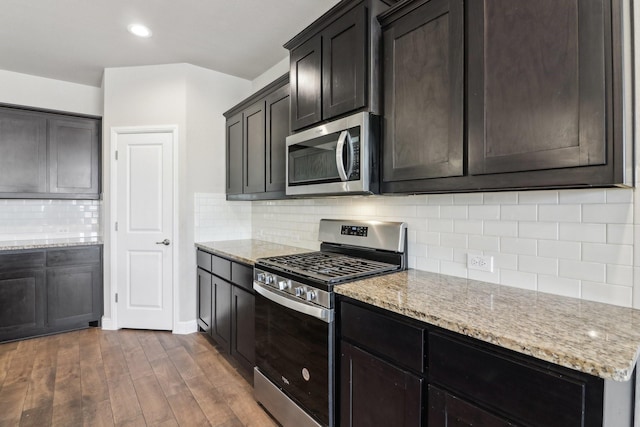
[253,219,407,427]
[285,112,380,196]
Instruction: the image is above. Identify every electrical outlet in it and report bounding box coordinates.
[467,254,494,272]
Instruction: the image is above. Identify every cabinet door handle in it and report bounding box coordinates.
[155,239,171,246]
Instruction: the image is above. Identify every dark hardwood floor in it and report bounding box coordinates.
[0,328,278,426]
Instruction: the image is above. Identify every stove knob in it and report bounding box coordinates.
[278,280,290,291]
[294,286,305,297]
[306,290,316,302]
[265,274,275,285]
[256,272,266,283]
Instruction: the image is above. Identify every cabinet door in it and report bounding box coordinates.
[197,268,212,333]
[468,0,608,175]
[243,101,266,194]
[382,0,463,183]
[48,117,100,195]
[0,269,45,341]
[428,385,516,427]
[211,276,231,353]
[0,108,47,194]
[46,264,101,327]
[265,84,290,193]
[290,36,322,131]
[226,112,243,195]
[322,4,366,120]
[340,341,422,427]
[231,286,255,373]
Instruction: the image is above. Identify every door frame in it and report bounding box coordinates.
[108,125,179,331]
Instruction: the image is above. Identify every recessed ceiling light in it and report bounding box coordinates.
[127,24,152,38]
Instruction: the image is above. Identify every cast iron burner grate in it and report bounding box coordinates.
[258,251,399,283]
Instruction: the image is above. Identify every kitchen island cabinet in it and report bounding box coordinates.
[224,74,289,201]
[336,270,639,426]
[0,244,103,342]
[0,105,101,199]
[379,0,631,193]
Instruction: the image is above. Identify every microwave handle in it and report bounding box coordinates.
[335,131,354,182]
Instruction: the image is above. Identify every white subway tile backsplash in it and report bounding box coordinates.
[607,224,634,245]
[484,220,518,237]
[538,275,581,298]
[225,189,637,308]
[518,191,558,205]
[558,189,606,204]
[518,222,558,240]
[581,281,633,307]
[0,199,102,242]
[537,240,581,260]
[558,223,607,243]
[606,265,634,287]
[582,243,633,266]
[538,205,581,222]
[501,205,537,221]
[501,269,537,290]
[558,259,606,282]
[501,237,537,255]
[583,204,633,224]
[518,255,558,276]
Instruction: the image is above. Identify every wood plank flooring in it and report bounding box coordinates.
[0,329,279,427]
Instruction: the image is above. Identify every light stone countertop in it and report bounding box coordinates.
[335,269,640,382]
[196,239,311,265]
[0,237,103,251]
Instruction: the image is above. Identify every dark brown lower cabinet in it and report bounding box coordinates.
[338,296,635,427]
[0,245,103,342]
[231,286,255,372]
[428,385,516,427]
[197,268,212,333]
[212,276,232,354]
[196,248,256,374]
[340,341,422,427]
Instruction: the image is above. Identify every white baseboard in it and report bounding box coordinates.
[173,319,198,335]
[101,316,118,330]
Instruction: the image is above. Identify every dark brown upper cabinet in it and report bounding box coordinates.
[380,0,631,194]
[381,0,464,184]
[224,74,290,201]
[0,105,101,199]
[285,0,394,132]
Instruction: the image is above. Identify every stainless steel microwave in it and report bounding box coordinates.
[286,112,379,196]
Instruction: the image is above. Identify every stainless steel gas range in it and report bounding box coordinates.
[253,219,407,427]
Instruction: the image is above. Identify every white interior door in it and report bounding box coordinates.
[115,130,174,330]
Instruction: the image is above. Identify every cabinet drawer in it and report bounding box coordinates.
[196,250,212,272]
[429,333,589,427]
[212,255,231,281]
[341,302,425,373]
[0,251,46,272]
[47,246,101,267]
[231,262,253,291]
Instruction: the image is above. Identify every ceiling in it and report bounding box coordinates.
[0,0,341,87]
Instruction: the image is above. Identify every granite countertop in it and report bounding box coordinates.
[196,239,311,265]
[0,237,103,251]
[336,269,640,382]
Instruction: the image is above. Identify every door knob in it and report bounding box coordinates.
[156,239,171,246]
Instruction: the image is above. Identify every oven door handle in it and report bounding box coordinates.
[253,282,333,323]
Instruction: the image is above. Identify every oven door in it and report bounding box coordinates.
[254,282,334,427]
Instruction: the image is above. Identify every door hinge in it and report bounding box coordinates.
[115,293,118,303]
[115,150,118,160]
[115,221,118,231]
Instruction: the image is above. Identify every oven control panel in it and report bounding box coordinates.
[254,268,332,309]
[341,225,368,237]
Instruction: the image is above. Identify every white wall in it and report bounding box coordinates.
[0,69,102,116]
[251,57,289,92]
[102,63,250,327]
